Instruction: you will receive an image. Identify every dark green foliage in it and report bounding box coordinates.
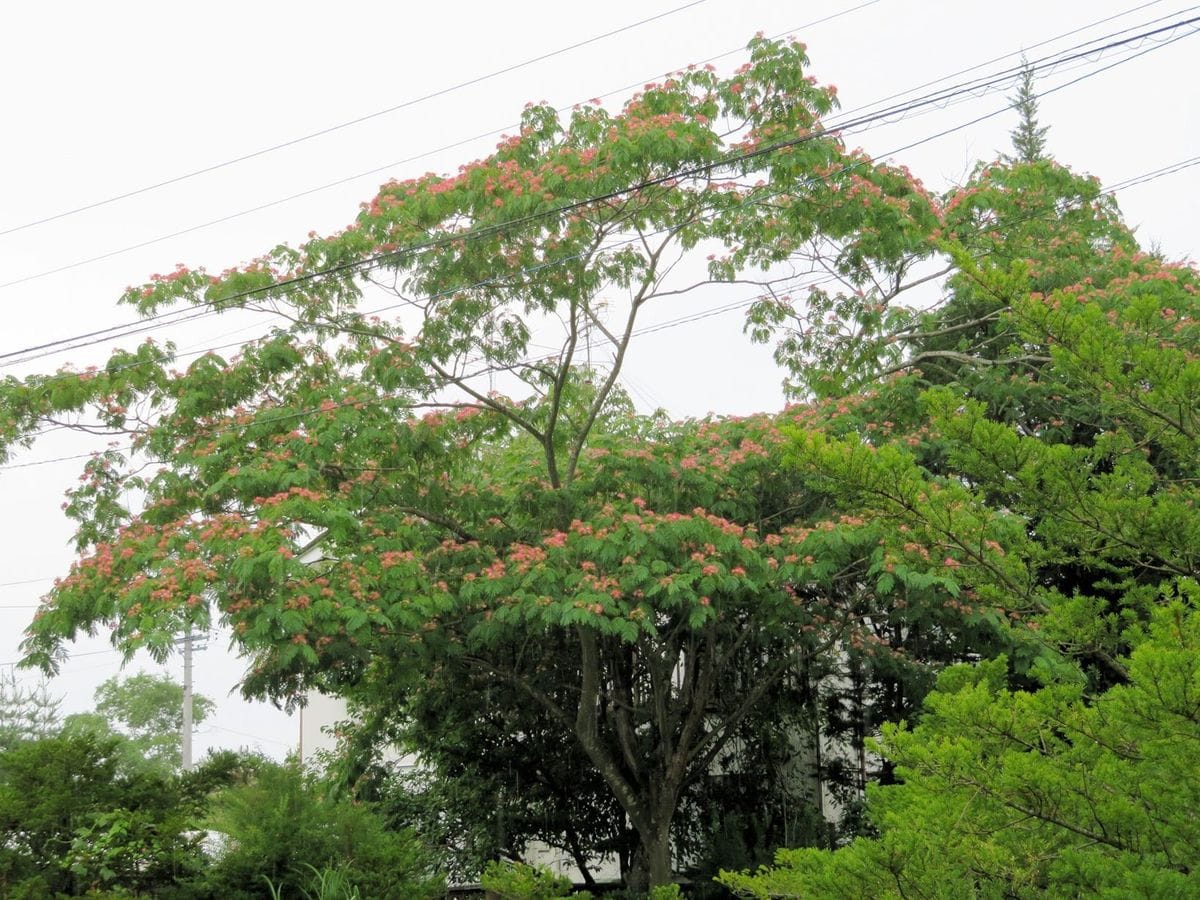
[0,731,206,897]
[720,599,1200,898]
[0,734,437,898]
[366,665,633,885]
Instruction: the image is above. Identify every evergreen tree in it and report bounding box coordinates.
[1008,59,1049,162]
[0,668,60,749]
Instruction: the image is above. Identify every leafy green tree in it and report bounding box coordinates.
[3,36,946,890]
[749,154,1134,405]
[837,247,1200,673]
[64,672,213,772]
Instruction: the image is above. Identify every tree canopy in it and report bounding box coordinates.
[64,673,213,773]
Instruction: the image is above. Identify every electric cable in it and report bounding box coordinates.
[833,0,1185,120]
[0,0,713,237]
[0,0,886,301]
[0,0,1173,296]
[0,577,57,588]
[2,10,1193,368]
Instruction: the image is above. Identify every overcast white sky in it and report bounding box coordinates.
[0,0,1196,759]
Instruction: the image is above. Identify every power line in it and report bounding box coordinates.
[0,0,886,316]
[3,11,1193,371]
[0,577,54,588]
[0,646,121,668]
[0,624,227,675]
[203,723,292,747]
[1037,15,1199,97]
[0,0,1169,297]
[822,8,1200,141]
[0,0,712,238]
[0,305,223,363]
[1105,154,1200,190]
[0,22,1192,456]
[837,0,1183,120]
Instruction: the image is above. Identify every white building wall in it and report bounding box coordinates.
[297,691,349,765]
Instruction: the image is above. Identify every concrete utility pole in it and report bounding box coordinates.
[177,628,207,772]
[181,626,194,771]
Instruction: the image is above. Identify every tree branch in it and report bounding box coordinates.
[876,349,1051,381]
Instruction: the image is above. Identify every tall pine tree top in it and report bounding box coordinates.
[1008,59,1049,162]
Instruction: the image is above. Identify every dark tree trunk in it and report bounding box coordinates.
[628,819,673,893]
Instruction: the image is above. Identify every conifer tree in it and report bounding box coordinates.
[1008,58,1049,162]
[0,669,61,749]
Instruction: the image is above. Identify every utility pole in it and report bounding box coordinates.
[177,627,207,772]
[181,626,194,771]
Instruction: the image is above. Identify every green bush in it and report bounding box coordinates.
[193,761,441,899]
[481,859,579,899]
[0,732,205,897]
